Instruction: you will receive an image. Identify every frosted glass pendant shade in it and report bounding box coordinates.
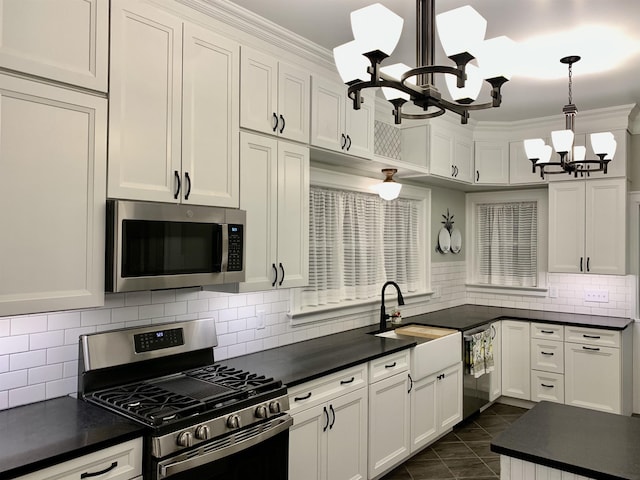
[374,181,402,200]
[590,132,616,158]
[477,36,517,80]
[333,41,369,83]
[573,145,586,161]
[445,63,482,103]
[436,6,486,57]
[351,3,403,56]
[380,63,413,100]
[536,145,553,164]
[551,129,574,153]
[523,138,546,159]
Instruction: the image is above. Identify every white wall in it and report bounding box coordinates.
[0,262,634,411]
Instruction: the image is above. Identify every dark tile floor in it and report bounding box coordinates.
[381,403,528,480]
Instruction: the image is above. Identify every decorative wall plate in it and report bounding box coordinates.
[438,227,451,253]
[450,229,462,254]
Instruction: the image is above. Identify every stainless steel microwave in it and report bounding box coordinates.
[106,200,245,292]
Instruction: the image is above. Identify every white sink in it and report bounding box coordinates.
[374,331,404,339]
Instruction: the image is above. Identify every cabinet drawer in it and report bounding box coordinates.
[15,438,142,480]
[288,363,367,413]
[369,350,410,384]
[531,323,563,341]
[564,326,620,348]
[531,370,564,404]
[531,339,564,373]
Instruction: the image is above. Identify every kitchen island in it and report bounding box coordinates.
[490,401,640,480]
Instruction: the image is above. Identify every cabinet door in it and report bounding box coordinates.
[474,141,509,184]
[368,374,410,479]
[585,179,626,274]
[277,142,309,289]
[344,91,374,159]
[108,0,182,202]
[565,342,621,414]
[289,404,326,480]
[489,322,502,401]
[182,23,239,207]
[548,182,585,273]
[501,321,530,400]
[311,76,345,152]
[509,141,546,185]
[239,132,279,290]
[240,46,278,136]
[327,389,368,480]
[453,135,474,183]
[410,374,438,453]
[429,124,454,178]
[278,62,310,143]
[438,363,463,432]
[0,74,106,316]
[0,0,108,91]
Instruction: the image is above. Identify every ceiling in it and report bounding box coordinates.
[227,0,640,123]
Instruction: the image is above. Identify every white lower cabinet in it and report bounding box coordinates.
[14,438,142,480]
[501,320,531,400]
[564,325,630,414]
[368,351,411,479]
[288,365,368,480]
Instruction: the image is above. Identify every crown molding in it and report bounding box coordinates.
[176,0,335,71]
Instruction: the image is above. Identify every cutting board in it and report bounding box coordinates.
[394,325,458,339]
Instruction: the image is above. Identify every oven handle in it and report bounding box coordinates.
[158,415,293,479]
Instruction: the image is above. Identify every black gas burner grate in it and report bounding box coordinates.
[186,364,277,390]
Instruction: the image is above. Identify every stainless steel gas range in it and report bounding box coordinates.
[78,319,291,480]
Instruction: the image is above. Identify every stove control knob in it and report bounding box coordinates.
[269,401,282,414]
[226,414,241,429]
[195,425,211,440]
[177,431,193,448]
[255,405,268,419]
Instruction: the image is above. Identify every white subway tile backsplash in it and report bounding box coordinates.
[228,319,246,333]
[228,295,247,308]
[219,308,238,322]
[29,331,64,350]
[0,319,9,337]
[125,291,152,306]
[151,290,175,304]
[139,304,165,320]
[29,364,63,385]
[45,377,76,400]
[0,356,8,373]
[11,315,47,335]
[81,309,111,326]
[111,306,139,323]
[10,350,46,371]
[0,391,7,409]
[227,343,246,358]
[64,326,96,345]
[175,288,200,302]
[238,306,255,319]
[63,360,78,378]
[46,345,77,365]
[48,312,81,330]
[9,384,45,408]
[0,335,29,355]
[187,299,209,313]
[0,370,28,390]
[165,302,187,317]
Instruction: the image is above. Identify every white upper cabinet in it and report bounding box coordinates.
[548,178,626,274]
[0,0,108,91]
[109,0,239,207]
[240,47,309,143]
[474,141,509,184]
[509,141,547,185]
[0,73,106,316]
[311,76,375,159]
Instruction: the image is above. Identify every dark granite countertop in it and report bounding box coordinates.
[491,402,640,480]
[0,396,146,480]
[222,304,631,387]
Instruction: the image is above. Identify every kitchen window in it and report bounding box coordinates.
[466,190,548,292]
[290,168,430,323]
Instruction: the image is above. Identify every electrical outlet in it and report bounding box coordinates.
[584,289,609,303]
[549,286,558,298]
[433,286,441,298]
[256,310,266,329]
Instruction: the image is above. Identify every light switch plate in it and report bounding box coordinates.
[256,310,266,329]
[549,286,558,298]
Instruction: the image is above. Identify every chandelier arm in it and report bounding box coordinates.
[401,65,464,87]
[400,107,446,120]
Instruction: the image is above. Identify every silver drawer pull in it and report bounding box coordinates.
[385,362,397,369]
[541,351,554,356]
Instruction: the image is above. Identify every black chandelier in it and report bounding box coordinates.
[524,56,617,179]
[333,0,515,125]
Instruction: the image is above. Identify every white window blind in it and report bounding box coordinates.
[476,201,537,287]
[300,186,420,309]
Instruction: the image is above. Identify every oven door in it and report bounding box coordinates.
[154,414,292,480]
